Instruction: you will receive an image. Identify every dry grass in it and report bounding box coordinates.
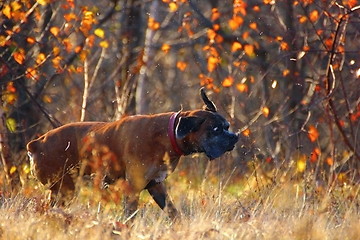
[0,163,359,240]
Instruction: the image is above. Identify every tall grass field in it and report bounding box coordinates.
[0,156,359,240]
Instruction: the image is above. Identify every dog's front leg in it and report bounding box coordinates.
[146,180,178,220]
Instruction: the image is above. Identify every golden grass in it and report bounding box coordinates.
[0,165,359,240]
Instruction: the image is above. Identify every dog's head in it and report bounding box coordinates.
[175,88,239,160]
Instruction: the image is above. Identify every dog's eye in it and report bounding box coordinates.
[213,127,221,132]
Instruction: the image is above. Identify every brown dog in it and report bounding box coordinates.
[26,88,239,219]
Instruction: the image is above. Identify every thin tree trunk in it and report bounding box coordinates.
[136,0,161,114]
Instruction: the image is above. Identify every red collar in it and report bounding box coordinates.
[168,111,184,156]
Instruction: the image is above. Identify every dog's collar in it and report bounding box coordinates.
[168,111,184,156]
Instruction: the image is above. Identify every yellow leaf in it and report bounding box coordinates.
[9,166,17,175]
[22,164,31,174]
[37,0,49,6]
[94,28,105,38]
[262,106,270,117]
[2,4,11,19]
[99,40,109,48]
[36,53,46,65]
[296,155,307,173]
[169,2,178,12]
[0,35,7,47]
[11,2,22,11]
[6,118,16,132]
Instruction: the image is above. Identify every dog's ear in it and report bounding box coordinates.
[176,116,205,139]
[200,87,217,112]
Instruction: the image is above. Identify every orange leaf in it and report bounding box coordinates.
[299,15,307,23]
[263,0,274,4]
[207,29,217,41]
[52,56,62,69]
[228,16,243,30]
[27,37,36,44]
[211,8,220,21]
[308,125,319,142]
[236,83,248,93]
[242,128,251,137]
[244,44,255,57]
[6,82,16,93]
[233,1,247,16]
[13,49,25,64]
[231,41,242,52]
[262,106,270,117]
[213,24,220,31]
[64,13,77,22]
[280,41,289,50]
[283,69,290,77]
[309,10,319,22]
[148,17,160,30]
[310,147,320,163]
[161,44,171,53]
[326,157,333,166]
[53,46,60,56]
[176,61,187,71]
[242,31,249,40]
[42,95,52,103]
[222,76,234,87]
[344,0,358,8]
[253,6,261,12]
[303,45,310,51]
[50,27,60,37]
[249,22,257,30]
[207,56,220,72]
[62,38,72,52]
[26,67,38,80]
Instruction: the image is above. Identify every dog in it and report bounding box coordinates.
[26,88,239,219]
